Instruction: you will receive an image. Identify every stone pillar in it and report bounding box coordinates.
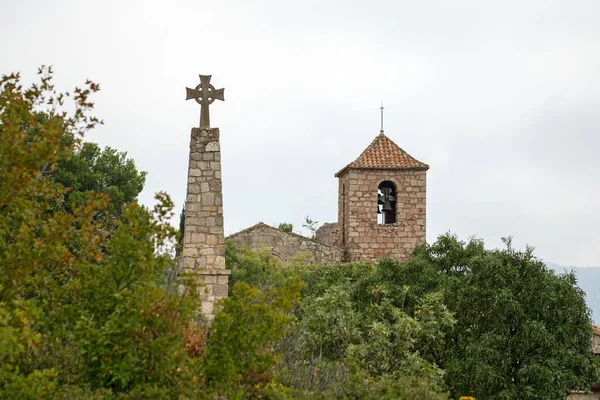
[182,127,230,320]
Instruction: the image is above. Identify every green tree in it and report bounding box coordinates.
[175,203,186,258]
[51,141,146,220]
[287,262,452,397]
[0,67,103,397]
[228,234,600,399]
[204,278,303,397]
[278,222,293,233]
[227,245,452,398]
[21,111,146,236]
[406,234,600,399]
[302,216,319,239]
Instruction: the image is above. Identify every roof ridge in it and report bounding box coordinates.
[226,222,343,249]
[226,222,269,238]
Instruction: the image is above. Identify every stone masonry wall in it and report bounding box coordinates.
[228,223,343,265]
[593,329,600,354]
[182,127,230,320]
[314,222,339,247]
[568,393,600,399]
[339,168,426,262]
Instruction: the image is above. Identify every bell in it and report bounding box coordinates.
[382,187,395,202]
[382,201,393,212]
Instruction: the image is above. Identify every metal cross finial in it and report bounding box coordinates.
[380,102,384,133]
[185,75,225,128]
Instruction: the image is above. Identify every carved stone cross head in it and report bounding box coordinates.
[186,75,225,128]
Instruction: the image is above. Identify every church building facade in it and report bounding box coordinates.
[228,132,429,264]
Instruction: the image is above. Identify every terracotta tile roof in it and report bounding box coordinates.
[593,324,600,336]
[335,133,429,177]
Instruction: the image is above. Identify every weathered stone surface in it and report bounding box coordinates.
[568,393,600,399]
[205,193,217,206]
[182,127,230,321]
[315,222,339,247]
[337,168,427,262]
[201,301,214,316]
[213,284,228,297]
[205,141,220,152]
[228,223,343,265]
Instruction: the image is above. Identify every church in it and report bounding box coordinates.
[227,131,429,264]
[180,75,430,315]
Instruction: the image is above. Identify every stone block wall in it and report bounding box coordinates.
[182,127,230,320]
[568,392,600,399]
[338,168,426,262]
[314,222,339,247]
[593,327,600,354]
[228,223,343,265]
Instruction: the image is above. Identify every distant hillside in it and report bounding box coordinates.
[546,262,600,323]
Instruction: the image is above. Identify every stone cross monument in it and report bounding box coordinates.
[182,74,230,320]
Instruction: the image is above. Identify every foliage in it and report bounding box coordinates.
[226,239,286,292]
[283,262,452,397]
[51,141,146,222]
[228,234,599,399]
[278,222,293,233]
[0,68,304,399]
[0,300,57,398]
[227,243,452,398]
[175,203,186,257]
[0,66,104,397]
[204,278,303,397]
[302,216,319,239]
[339,237,600,398]
[405,234,600,399]
[262,366,448,400]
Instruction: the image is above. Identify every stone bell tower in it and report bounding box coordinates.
[181,75,230,320]
[335,131,429,262]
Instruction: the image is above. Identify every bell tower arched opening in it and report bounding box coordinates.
[377,181,397,225]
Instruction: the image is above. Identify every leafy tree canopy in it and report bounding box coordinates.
[408,235,600,399]
[22,110,146,228]
[278,222,294,233]
[226,242,453,399]
[227,234,600,399]
[52,141,146,219]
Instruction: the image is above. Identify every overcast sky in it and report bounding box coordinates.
[2,0,599,266]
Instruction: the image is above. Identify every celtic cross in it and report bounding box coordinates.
[185,75,225,128]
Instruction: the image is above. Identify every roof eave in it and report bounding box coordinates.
[335,164,430,177]
[334,165,350,177]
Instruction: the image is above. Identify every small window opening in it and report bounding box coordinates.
[377,181,397,225]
